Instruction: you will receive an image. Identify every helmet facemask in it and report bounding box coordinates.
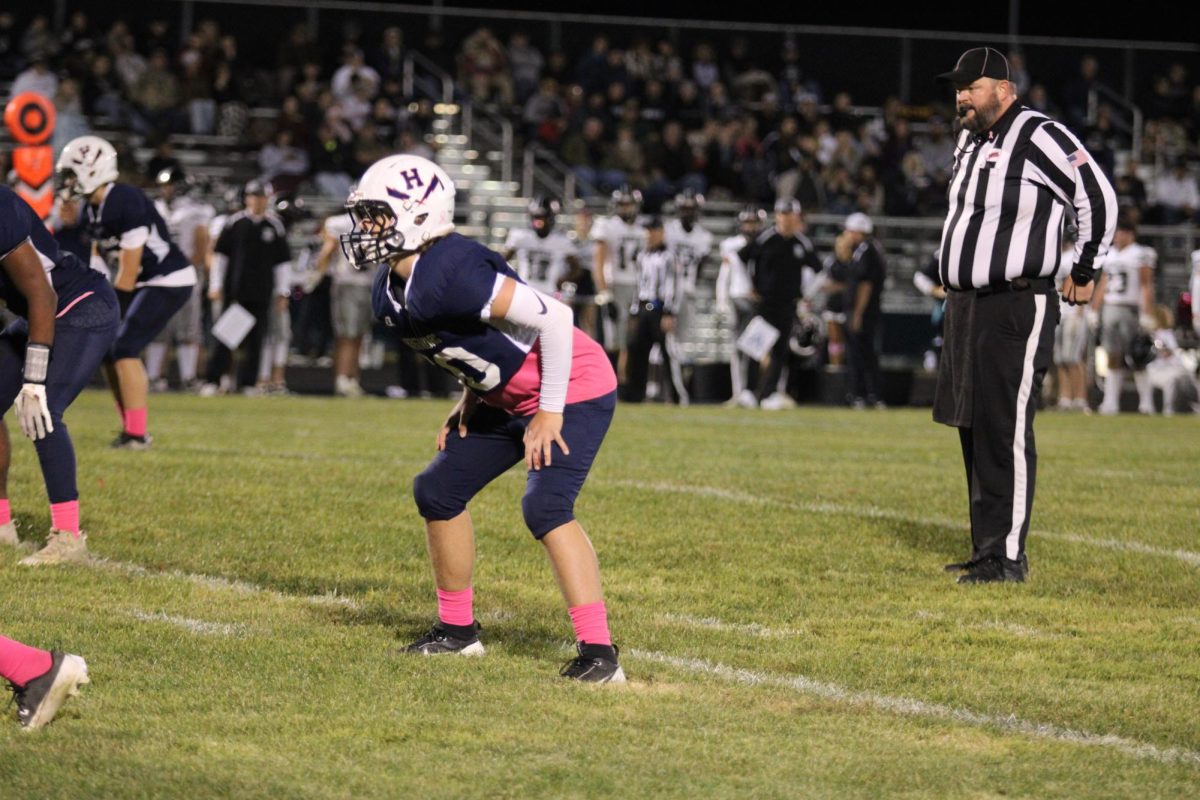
[341,198,412,269]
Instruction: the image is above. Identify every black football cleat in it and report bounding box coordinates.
[956,554,1029,584]
[111,432,153,450]
[400,621,485,656]
[560,642,626,684]
[8,651,90,730]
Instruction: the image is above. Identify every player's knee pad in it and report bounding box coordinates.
[522,489,574,540]
[412,467,467,522]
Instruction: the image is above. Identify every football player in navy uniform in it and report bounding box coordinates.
[56,136,199,448]
[0,185,119,565]
[342,154,624,682]
[0,633,88,729]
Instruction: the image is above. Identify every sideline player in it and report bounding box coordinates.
[56,136,198,448]
[502,196,578,300]
[0,186,119,564]
[342,155,624,682]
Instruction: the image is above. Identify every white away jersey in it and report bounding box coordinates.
[665,219,714,291]
[716,234,753,304]
[1103,242,1156,306]
[590,215,644,287]
[323,214,373,286]
[156,196,215,265]
[504,227,575,295]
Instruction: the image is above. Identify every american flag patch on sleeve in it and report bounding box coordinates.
[1067,149,1090,168]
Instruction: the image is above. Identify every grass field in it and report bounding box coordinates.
[1,390,1198,798]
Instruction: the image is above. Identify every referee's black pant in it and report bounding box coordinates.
[936,281,1059,561]
[624,301,674,404]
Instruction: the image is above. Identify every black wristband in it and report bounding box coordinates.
[1069,266,1094,287]
[116,289,134,317]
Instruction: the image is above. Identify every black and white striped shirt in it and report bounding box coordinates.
[938,103,1117,290]
[634,245,678,313]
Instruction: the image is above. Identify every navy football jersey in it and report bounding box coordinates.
[0,186,106,320]
[373,233,615,415]
[86,183,196,287]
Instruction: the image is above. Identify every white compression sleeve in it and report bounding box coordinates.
[494,280,574,413]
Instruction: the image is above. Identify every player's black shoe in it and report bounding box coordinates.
[7,651,89,730]
[560,642,626,684]
[111,432,153,450]
[955,554,1028,584]
[401,621,485,656]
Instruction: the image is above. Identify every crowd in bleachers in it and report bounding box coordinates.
[3,11,1199,225]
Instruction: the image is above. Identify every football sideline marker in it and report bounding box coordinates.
[606,480,1200,569]
[630,649,1200,768]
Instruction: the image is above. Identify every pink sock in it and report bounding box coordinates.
[0,636,53,687]
[50,501,80,537]
[568,601,612,646]
[436,587,474,627]
[0,499,10,526]
[124,408,147,437]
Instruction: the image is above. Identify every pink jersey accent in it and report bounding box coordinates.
[56,291,95,319]
[483,328,617,416]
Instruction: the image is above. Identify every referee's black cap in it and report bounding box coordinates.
[938,47,1011,84]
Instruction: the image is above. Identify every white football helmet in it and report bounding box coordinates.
[341,154,455,268]
[56,135,119,197]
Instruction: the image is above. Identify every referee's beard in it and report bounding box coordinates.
[958,83,1011,134]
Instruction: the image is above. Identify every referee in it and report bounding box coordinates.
[934,47,1117,584]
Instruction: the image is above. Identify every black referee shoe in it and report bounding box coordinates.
[954,554,1028,584]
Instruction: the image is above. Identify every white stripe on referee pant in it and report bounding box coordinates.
[1007,293,1047,560]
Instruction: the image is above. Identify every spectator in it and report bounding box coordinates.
[19,15,57,62]
[508,32,544,104]
[258,129,309,194]
[645,120,706,208]
[108,24,147,89]
[130,49,181,134]
[145,138,182,184]
[1062,55,1099,130]
[523,77,567,141]
[179,51,216,135]
[370,26,405,85]
[50,79,91,154]
[0,13,18,79]
[1008,51,1031,97]
[1151,160,1199,224]
[310,122,355,199]
[11,53,58,100]
[562,117,624,197]
[691,43,720,90]
[1113,162,1149,221]
[670,81,706,130]
[276,23,320,91]
[331,46,379,101]
[576,35,609,95]
[460,27,513,107]
[916,116,955,185]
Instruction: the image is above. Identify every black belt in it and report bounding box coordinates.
[958,277,1056,297]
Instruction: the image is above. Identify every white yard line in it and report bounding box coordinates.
[91,558,361,609]
[630,649,1200,768]
[658,612,805,638]
[80,555,1196,767]
[606,479,1200,569]
[128,609,245,637]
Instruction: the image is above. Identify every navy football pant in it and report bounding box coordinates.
[110,285,193,360]
[0,286,119,503]
[413,391,616,539]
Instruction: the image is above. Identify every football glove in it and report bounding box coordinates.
[15,383,54,440]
